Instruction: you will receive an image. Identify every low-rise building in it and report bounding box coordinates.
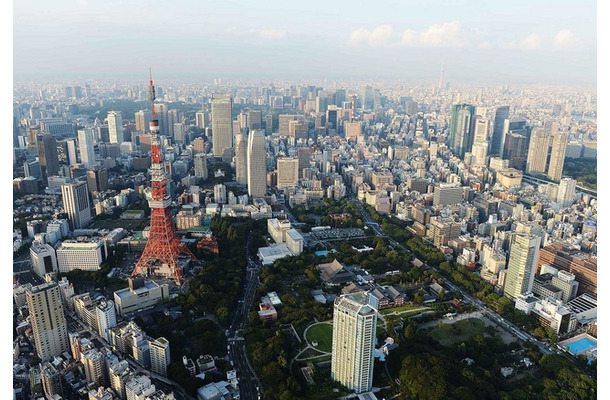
[113,278,169,316]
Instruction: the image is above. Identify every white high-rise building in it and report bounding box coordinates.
[235,133,248,185]
[247,129,267,197]
[556,177,576,207]
[82,348,105,386]
[27,282,69,361]
[135,110,151,133]
[214,184,227,204]
[66,138,78,165]
[331,292,377,394]
[78,128,96,168]
[211,94,233,157]
[195,111,206,129]
[30,243,58,279]
[61,181,91,230]
[526,128,550,175]
[107,111,123,144]
[149,337,171,377]
[56,240,106,273]
[96,300,117,342]
[277,157,299,189]
[547,131,568,181]
[504,234,541,300]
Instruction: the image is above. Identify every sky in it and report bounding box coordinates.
[13,0,597,85]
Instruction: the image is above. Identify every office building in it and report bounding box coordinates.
[504,234,541,300]
[113,278,170,315]
[195,111,206,129]
[77,128,96,168]
[107,111,123,144]
[214,184,226,203]
[37,134,60,183]
[87,166,109,194]
[449,104,476,157]
[331,292,377,394]
[65,138,78,165]
[536,243,597,296]
[526,128,551,174]
[278,114,296,136]
[247,110,262,130]
[247,129,267,197]
[173,123,185,144]
[193,153,208,179]
[26,282,69,361]
[277,157,299,188]
[490,106,510,155]
[547,131,568,181]
[433,183,463,206]
[235,133,248,185]
[30,243,58,279]
[56,240,107,273]
[61,181,92,230]
[135,110,151,133]
[211,94,233,157]
[149,337,171,377]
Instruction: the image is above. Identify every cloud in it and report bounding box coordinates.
[348,25,394,47]
[505,34,543,50]
[258,29,286,40]
[400,22,468,48]
[553,30,578,50]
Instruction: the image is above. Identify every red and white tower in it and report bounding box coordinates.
[131,70,197,284]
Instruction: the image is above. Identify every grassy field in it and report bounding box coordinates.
[306,323,333,353]
[428,318,486,346]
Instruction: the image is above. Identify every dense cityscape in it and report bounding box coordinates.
[11,72,598,400]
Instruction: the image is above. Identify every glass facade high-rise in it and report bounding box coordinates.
[526,128,551,174]
[247,129,267,197]
[547,131,568,181]
[504,234,541,300]
[490,106,509,155]
[449,103,476,157]
[212,94,233,157]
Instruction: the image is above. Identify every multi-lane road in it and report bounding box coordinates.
[227,235,263,400]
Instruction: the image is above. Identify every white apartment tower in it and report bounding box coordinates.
[235,133,248,185]
[61,181,91,230]
[504,234,541,300]
[107,111,123,144]
[247,129,267,197]
[135,110,151,133]
[194,153,208,179]
[27,282,69,361]
[96,300,117,342]
[211,94,233,157]
[149,337,171,377]
[331,292,378,394]
[526,128,551,175]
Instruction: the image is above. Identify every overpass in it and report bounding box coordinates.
[522,173,596,198]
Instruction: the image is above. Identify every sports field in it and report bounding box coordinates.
[306,323,333,353]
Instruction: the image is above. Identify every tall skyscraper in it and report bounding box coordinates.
[490,106,510,155]
[247,129,267,197]
[65,138,78,166]
[195,111,206,129]
[37,134,60,183]
[27,282,70,361]
[173,123,185,144]
[504,234,541,300]
[211,94,233,157]
[61,181,92,230]
[277,157,299,189]
[331,292,377,394]
[135,110,151,133]
[234,133,248,185]
[107,111,123,144]
[193,153,208,179]
[449,104,476,157]
[247,110,262,130]
[78,128,96,168]
[525,128,551,175]
[547,131,568,181]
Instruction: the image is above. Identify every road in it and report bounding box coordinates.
[354,198,554,357]
[227,235,263,400]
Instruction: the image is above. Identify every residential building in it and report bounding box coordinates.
[504,234,541,300]
[149,337,171,377]
[26,282,69,361]
[108,111,123,144]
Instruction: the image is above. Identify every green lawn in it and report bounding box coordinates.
[380,304,426,315]
[428,318,486,347]
[306,323,333,353]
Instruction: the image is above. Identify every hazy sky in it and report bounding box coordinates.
[13,0,597,85]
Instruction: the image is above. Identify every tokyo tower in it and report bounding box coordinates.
[131,70,197,284]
